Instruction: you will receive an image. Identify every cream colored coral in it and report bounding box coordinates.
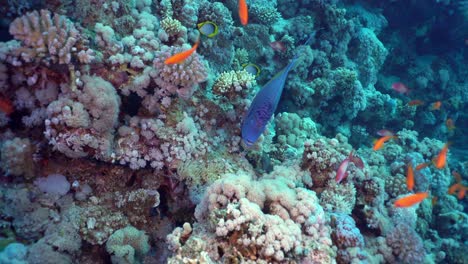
[212,70,256,96]
[160,17,184,35]
[9,9,80,64]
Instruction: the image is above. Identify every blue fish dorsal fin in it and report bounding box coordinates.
[282,32,317,75]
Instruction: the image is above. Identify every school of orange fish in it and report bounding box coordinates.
[377,83,465,208]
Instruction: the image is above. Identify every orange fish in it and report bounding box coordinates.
[238,0,248,26]
[431,101,442,110]
[433,143,449,169]
[164,39,200,65]
[449,171,467,199]
[408,100,424,106]
[416,162,429,170]
[373,135,396,151]
[394,192,428,207]
[458,188,466,199]
[445,118,455,131]
[448,183,461,194]
[452,171,462,182]
[0,97,14,115]
[407,162,414,191]
[431,196,438,205]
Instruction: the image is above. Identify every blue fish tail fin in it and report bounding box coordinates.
[286,30,318,72]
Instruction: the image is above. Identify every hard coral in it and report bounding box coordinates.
[9,10,91,65]
[152,46,208,99]
[106,226,150,264]
[212,70,256,100]
[0,137,35,178]
[44,75,120,160]
[386,223,426,263]
[190,168,335,263]
[331,213,368,263]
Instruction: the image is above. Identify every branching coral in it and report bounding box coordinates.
[113,114,214,170]
[152,46,208,99]
[320,181,357,215]
[9,10,91,65]
[44,75,120,159]
[212,70,256,100]
[186,168,335,263]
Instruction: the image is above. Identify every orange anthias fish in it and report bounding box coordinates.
[448,171,467,199]
[408,100,424,106]
[373,135,396,151]
[394,192,428,207]
[433,143,449,169]
[164,39,200,65]
[448,183,461,195]
[452,170,462,182]
[415,162,429,170]
[431,101,442,110]
[335,150,364,184]
[407,162,414,191]
[238,0,248,26]
[270,41,287,52]
[376,129,394,137]
[446,118,456,131]
[0,97,14,115]
[459,188,466,199]
[391,82,410,94]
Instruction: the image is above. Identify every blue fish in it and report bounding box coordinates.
[241,34,315,146]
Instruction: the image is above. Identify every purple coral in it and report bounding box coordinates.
[386,223,426,263]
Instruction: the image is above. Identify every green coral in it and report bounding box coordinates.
[106,226,150,264]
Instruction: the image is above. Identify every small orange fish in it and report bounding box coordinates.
[452,171,462,182]
[394,192,428,207]
[446,118,455,131]
[373,135,396,151]
[449,171,467,199]
[431,196,438,205]
[407,162,414,191]
[416,162,429,170]
[433,143,449,169]
[448,183,461,194]
[458,188,466,199]
[408,100,424,106]
[431,101,442,110]
[238,0,248,26]
[0,97,14,115]
[164,39,200,65]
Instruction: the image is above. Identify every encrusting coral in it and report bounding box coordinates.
[106,226,150,264]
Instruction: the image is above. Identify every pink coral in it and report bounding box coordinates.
[331,213,369,263]
[386,223,426,263]
[44,75,120,160]
[152,45,208,99]
[188,168,335,262]
[9,10,92,65]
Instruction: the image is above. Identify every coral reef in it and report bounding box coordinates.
[0,0,466,263]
